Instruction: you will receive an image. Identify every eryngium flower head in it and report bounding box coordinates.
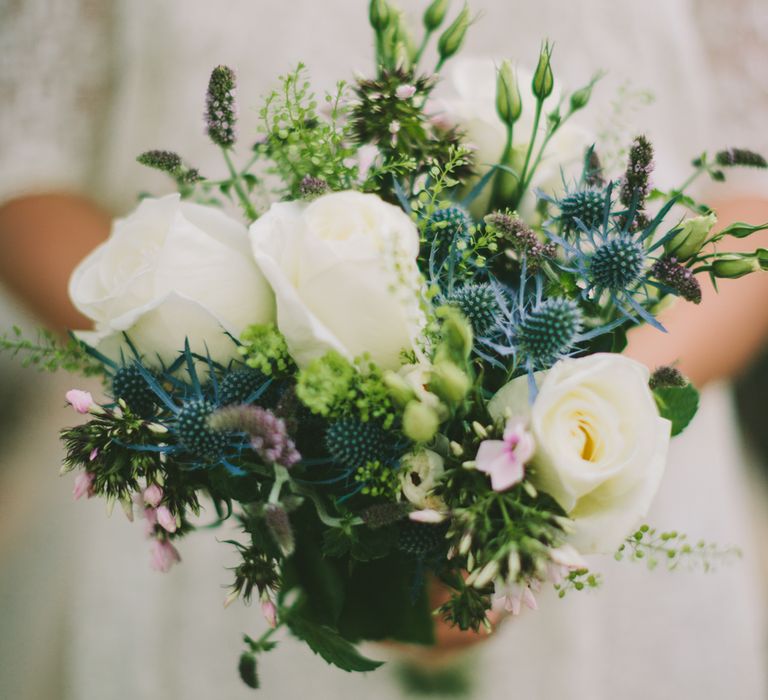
[649,365,687,390]
[177,398,230,460]
[324,419,389,470]
[447,283,500,336]
[360,502,412,528]
[208,405,301,468]
[218,368,266,406]
[112,365,156,417]
[397,520,449,557]
[650,257,702,304]
[205,65,237,147]
[516,297,583,366]
[589,237,645,291]
[558,189,606,232]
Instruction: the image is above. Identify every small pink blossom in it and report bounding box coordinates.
[156,505,177,533]
[88,448,99,462]
[143,484,163,508]
[496,582,538,616]
[409,508,447,524]
[73,472,95,500]
[142,507,158,536]
[261,597,277,628]
[66,389,95,414]
[149,539,181,573]
[475,419,535,491]
[395,84,416,100]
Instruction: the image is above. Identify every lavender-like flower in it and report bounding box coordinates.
[264,504,295,556]
[205,65,237,147]
[209,405,301,468]
[299,175,329,199]
[621,135,654,229]
[715,148,767,169]
[649,365,687,390]
[485,211,557,264]
[650,257,702,304]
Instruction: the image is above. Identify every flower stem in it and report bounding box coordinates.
[222,148,258,222]
[515,99,544,208]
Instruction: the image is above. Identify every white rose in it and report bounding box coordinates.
[400,449,445,508]
[489,353,671,554]
[438,57,593,218]
[69,194,274,365]
[249,190,424,370]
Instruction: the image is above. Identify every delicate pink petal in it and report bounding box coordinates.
[395,84,417,99]
[143,484,163,508]
[156,505,177,533]
[261,598,277,628]
[66,389,95,414]
[73,472,95,500]
[89,448,99,461]
[409,508,447,524]
[149,539,181,572]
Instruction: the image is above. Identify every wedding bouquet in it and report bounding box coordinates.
[4,0,767,690]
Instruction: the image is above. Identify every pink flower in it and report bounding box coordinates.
[156,505,177,533]
[149,539,181,573]
[409,508,447,524]
[475,419,535,491]
[395,84,416,100]
[261,597,277,628]
[72,472,96,500]
[66,389,95,414]
[142,507,158,536]
[88,448,99,462]
[143,484,163,508]
[496,582,538,616]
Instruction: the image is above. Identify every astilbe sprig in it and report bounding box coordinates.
[0,327,104,376]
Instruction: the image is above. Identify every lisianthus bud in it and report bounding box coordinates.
[664,212,717,261]
[424,0,450,31]
[711,254,761,279]
[569,76,598,112]
[369,0,391,31]
[430,360,471,405]
[532,42,554,99]
[437,4,470,65]
[717,221,768,239]
[403,401,441,443]
[496,60,522,126]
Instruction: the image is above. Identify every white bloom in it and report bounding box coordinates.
[438,57,593,218]
[489,354,671,554]
[69,194,274,365]
[400,449,445,508]
[249,190,424,370]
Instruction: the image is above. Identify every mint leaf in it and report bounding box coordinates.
[653,383,699,436]
[238,652,259,689]
[283,607,384,673]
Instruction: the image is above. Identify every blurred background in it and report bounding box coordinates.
[1,1,767,698]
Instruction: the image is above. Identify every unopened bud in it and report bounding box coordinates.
[532,42,554,100]
[430,360,471,405]
[459,532,473,555]
[473,559,500,588]
[712,254,761,279]
[718,220,768,239]
[570,75,598,112]
[382,370,417,406]
[664,212,717,261]
[472,421,488,439]
[449,440,464,457]
[437,4,470,64]
[496,60,522,126]
[403,401,440,443]
[506,549,521,581]
[424,0,450,31]
[369,0,391,31]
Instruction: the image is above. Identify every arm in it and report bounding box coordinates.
[626,196,768,386]
[0,193,111,331]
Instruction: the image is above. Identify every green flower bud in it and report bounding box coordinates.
[570,84,593,112]
[496,60,522,126]
[382,370,417,407]
[403,400,441,443]
[532,42,554,100]
[435,306,474,362]
[437,4,470,64]
[718,220,768,239]
[711,254,761,279]
[664,212,717,261]
[430,360,471,405]
[757,248,768,270]
[424,0,450,31]
[369,0,391,31]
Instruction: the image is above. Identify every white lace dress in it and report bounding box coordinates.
[0,1,767,698]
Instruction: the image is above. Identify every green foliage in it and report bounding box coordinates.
[355,460,401,499]
[282,603,384,673]
[653,382,699,436]
[616,525,741,572]
[238,652,259,689]
[258,64,358,197]
[239,323,295,376]
[0,327,104,376]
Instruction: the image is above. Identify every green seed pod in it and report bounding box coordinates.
[532,42,554,100]
[437,4,470,64]
[664,212,717,261]
[424,0,450,31]
[496,60,522,126]
[711,254,761,279]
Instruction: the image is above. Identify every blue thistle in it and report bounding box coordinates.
[397,521,448,557]
[426,206,471,258]
[177,398,230,461]
[112,365,157,417]
[559,189,606,232]
[324,419,389,470]
[589,238,646,291]
[219,368,267,406]
[447,283,500,335]
[516,298,583,367]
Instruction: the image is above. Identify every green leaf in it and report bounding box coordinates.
[282,606,384,673]
[238,652,259,689]
[653,383,700,436]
